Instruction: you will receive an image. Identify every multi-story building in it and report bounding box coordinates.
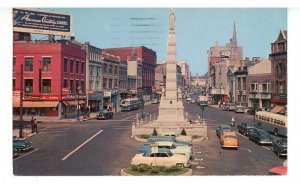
[101,52,120,111]
[103,46,157,97]
[13,38,86,119]
[269,29,287,113]
[234,66,248,107]
[119,61,128,99]
[83,42,103,111]
[127,59,142,97]
[247,59,272,110]
[177,60,191,88]
[207,22,243,104]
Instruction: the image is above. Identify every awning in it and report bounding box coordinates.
[63,100,85,106]
[270,105,285,114]
[13,101,59,108]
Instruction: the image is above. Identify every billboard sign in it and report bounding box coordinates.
[13,8,72,37]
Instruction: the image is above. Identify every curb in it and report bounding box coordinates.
[134,136,148,143]
[120,168,193,176]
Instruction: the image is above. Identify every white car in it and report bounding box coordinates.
[131,148,191,168]
[155,141,192,159]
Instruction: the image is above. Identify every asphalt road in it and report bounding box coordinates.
[13,100,286,176]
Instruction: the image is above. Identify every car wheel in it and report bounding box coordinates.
[176,163,184,168]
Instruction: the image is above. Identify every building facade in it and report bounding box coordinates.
[269,29,287,109]
[13,39,86,119]
[83,42,103,112]
[234,67,248,107]
[247,59,272,110]
[119,61,128,99]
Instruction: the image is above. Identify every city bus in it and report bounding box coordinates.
[120,98,140,111]
[198,96,208,106]
[254,111,287,137]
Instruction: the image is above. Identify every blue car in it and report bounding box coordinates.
[13,138,32,152]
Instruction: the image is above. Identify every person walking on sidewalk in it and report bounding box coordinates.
[34,119,38,133]
[30,117,35,133]
[231,116,235,130]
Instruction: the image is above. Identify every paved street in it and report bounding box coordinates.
[13,101,286,175]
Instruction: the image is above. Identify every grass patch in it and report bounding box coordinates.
[124,165,189,176]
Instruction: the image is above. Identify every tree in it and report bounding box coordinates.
[152,128,158,136]
[180,128,187,135]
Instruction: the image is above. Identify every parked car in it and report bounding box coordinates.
[147,136,191,146]
[151,98,160,104]
[220,132,239,149]
[13,149,19,158]
[131,148,191,168]
[190,99,196,104]
[272,138,287,157]
[222,103,235,111]
[268,166,287,175]
[96,109,113,120]
[247,107,263,115]
[237,122,255,136]
[138,141,192,159]
[248,128,273,145]
[13,138,32,152]
[216,124,233,138]
[235,105,245,113]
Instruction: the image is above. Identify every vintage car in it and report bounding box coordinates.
[151,98,160,104]
[131,148,191,168]
[147,136,191,146]
[13,138,32,152]
[237,122,255,136]
[248,128,273,145]
[222,103,235,111]
[190,99,196,104]
[220,132,239,149]
[235,105,245,113]
[96,109,113,120]
[216,124,233,138]
[138,141,192,159]
[247,107,263,115]
[272,138,287,157]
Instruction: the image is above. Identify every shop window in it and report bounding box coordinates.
[42,57,51,72]
[64,58,68,73]
[42,79,51,93]
[25,57,33,72]
[25,79,33,93]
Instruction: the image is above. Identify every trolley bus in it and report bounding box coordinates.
[254,111,287,137]
[120,98,140,111]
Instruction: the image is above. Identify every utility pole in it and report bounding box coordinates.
[19,64,24,138]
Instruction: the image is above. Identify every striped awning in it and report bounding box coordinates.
[270,105,285,114]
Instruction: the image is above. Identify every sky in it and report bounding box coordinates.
[34,8,287,76]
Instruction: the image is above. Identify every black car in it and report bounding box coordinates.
[96,109,113,120]
[216,124,233,138]
[248,128,272,145]
[272,138,287,157]
[13,149,19,158]
[237,122,255,136]
[13,138,33,152]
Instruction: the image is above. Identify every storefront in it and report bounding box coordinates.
[13,101,59,117]
[88,92,103,112]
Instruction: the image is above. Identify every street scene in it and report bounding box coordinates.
[12,8,287,176]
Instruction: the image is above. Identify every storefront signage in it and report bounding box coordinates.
[104,91,112,97]
[62,94,86,100]
[23,95,60,101]
[13,8,72,37]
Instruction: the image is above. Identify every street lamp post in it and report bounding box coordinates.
[19,64,24,138]
[77,87,81,121]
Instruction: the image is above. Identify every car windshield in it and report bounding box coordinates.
[260,132,270,139]
[224,135,236,139]
[101,109,108,113]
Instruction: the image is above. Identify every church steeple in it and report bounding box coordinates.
[232,21,237,47]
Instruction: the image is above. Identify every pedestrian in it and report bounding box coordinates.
[231,116,235,130]
[34,119,38,133]
[30,117,35,133]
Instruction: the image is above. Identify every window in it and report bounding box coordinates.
[25,57,33,72]
[76,80,79,92]
[238,95,241,102]
[103,78,107,89]
[97,67,101,76]
[237,78,241,90]
[89,66,94,76]
[13,79,16,90]
[81,81,85,93]
[13,58,16,72]
[81,62,84,74]
[63,79,68,88]
[103,64,107,73]
[76,60,79,74]
[64,58,68,73]
[42,57,51,72]
[114,66,118,74]
[279,82,283,94]
[25,79,33,93]
[251,83,258,92]
[109,65,112,74]
[242,95,246,102]
[70,59,74,73]
[109,79,113,89]
[243,77,246,90]
[70,80,74,94]
[42,79,51,93]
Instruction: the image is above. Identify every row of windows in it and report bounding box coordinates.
[256,115,286,127]
[63,79,85,94]
[13,79,51,93]
[63,58,85,74]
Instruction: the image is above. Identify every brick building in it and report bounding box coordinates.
[269,29,287,112]
[13,39,86,119]
[103,46,157,96]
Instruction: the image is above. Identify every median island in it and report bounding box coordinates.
[123,165,190,176]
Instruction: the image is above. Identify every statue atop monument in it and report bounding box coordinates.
[169,8,175,31]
